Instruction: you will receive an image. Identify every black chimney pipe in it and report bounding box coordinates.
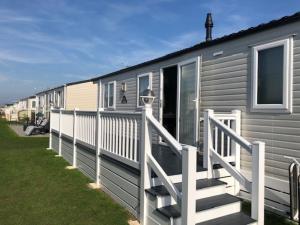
[205,13,213,41]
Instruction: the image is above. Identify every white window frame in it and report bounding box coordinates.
[137,72,152,108]
[103,81,116,109]
[251,37,293,113]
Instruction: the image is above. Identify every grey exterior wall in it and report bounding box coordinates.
[50,130,141,217]
[76,144,96,180]
[100,155,140,217]
[51,132,59,153]
[97,20,300,214]
[61,136,73,165]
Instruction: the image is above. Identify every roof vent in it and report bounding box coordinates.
[205,13,213,41]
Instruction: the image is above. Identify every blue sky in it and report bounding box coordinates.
[0,0,299,104]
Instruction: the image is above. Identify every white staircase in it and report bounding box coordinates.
[146,175,257,225]
[140,107,265,225]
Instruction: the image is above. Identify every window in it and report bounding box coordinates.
[137,73,152,107]
[252,38,293,113]
[32,101,36,108]
[103,81,116,108]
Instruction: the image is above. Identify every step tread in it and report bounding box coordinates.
[146,179,226,197]
[196,212,256,225]
[156,193,240,219]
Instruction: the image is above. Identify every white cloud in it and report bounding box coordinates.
[0,74,8,82]
[159,31,201,49]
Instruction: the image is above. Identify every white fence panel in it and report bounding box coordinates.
[212,111,241,163]
[76,111,97,147]
[61,112,74,137]
[100,111,141,164]
[51,111,60,131]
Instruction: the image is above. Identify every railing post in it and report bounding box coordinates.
[204,109,214,178]
[182,145,197,225]
[47,107,53,150]
[140,104,153,225]
[232,110,241,195]
[72,108,78,167]
[96,108,104,186]
[58,108,63,156]
[251,141,265,225]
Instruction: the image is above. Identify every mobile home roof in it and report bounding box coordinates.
[91,11,300,81]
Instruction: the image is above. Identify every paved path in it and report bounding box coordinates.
[9,124,49,137]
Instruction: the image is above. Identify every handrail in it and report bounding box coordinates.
[205,109,265,225]
[147,114,182,156]
[211,149,252,191]
[147,154,182,203]
[209,115,252,153]
[101,111,142,116]
[285,156,300,167]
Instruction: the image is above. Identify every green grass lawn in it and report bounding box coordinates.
[0,119,297,225]
[0,119,129,225]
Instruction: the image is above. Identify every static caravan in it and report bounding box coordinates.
[3,103,17,121]
[36,85,65,118]
[65,79,98,111]
[15,96,37,121]
[26,96,36,121]
[50,12,300,225]
[17,98,28,121]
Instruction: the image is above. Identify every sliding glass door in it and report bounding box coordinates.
[177,58,199,146]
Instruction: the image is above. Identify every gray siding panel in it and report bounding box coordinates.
[200,23,300,183]
[100,156,140,217]
[61,137,73,165]
[76,144,96,180]
[51,133,59,153]
[92,21,300,215]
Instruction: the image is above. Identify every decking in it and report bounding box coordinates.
[49,106,265,225]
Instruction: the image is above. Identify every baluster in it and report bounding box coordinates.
[130,119,133,160]
[214,126,218,153]
[126,118,129,158]
[111,117,116,153]
[103,117,106,150]
[106,117,109,151]
[115,118,119,154]
[122,118,125,157]
[221,119,224,157]
[134,119,138,162]
[118,118,121,156]
[227,120,231,156]
[109,117,112,152]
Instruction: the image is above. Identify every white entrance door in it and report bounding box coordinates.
[177,57,200,146]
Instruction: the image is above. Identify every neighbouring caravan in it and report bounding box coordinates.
[36,85,65,118]
[17,96,36,121]
[3,103,17,121]
[49,12,300,225]
[65,79,98,111]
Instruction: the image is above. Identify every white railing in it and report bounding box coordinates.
[76,111,97,147]
[50,109,60,131]
[61,111,74,137]
[212,110,241,163]
[204,109,265,225]
[100,111,141,167]
[49,106,265,225]
[140,105,197,225]
[49,108,142,171]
